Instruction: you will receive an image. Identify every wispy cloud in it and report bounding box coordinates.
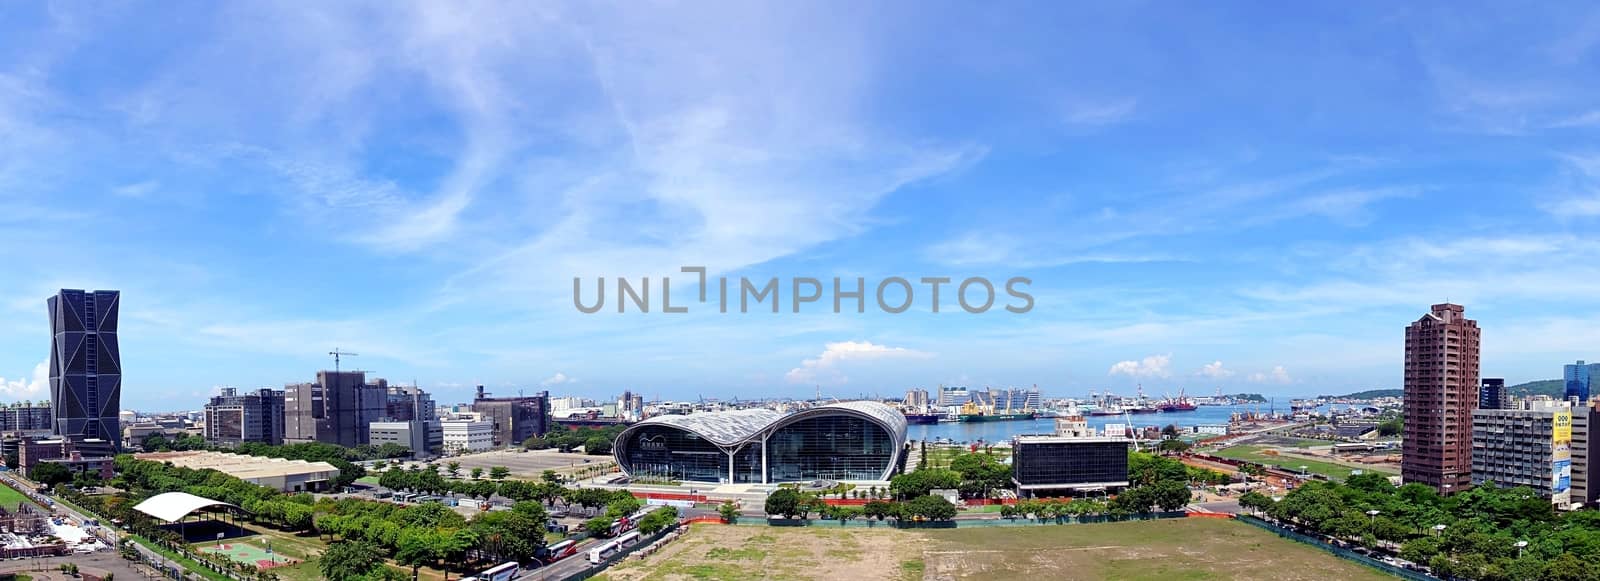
[1061,97,1138,127]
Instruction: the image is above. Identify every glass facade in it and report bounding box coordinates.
[1012,440,1130,492]
[766,415,896,482]
[619,424,733,482]
[614,403,907,483]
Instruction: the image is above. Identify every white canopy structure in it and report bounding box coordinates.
[131,492,242,523]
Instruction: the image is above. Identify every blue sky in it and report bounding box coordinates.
[3,2,1600,410]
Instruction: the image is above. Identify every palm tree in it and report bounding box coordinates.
[447,462,462,479]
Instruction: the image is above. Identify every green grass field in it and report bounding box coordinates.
[1211,445,1395,481]
[600,519,1396,581]
[0,480,38,510]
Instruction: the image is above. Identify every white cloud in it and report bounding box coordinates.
[1108,354,1171,378]
[785,341,932,386]
[1248,366,1293,384]
[112,180,159,198]
[1197,360,1233,379]
[0,359,48,402]
[540,372,574,387]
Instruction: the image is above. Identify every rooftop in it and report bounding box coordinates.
[134,451,338,480]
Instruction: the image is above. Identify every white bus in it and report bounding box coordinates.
[616,531,642,547]
[587,540,620,564]
[478,562,519,581]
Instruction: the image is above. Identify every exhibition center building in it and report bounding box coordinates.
[612,401,909,484]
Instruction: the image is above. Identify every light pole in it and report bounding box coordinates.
[1365,510,1381,548]
[1515,540,1528,559]
[1433,524,1447,537]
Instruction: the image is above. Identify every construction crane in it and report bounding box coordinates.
[329,348,359,374]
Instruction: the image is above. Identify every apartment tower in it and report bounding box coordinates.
[1403,303,1480,494]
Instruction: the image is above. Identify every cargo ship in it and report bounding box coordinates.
[958,411,1037,422]
[956,400,1036,422]
[1158,388,1198,412]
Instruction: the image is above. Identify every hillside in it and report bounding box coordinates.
[1333,389,1403,400]
[1508,379,1563,397]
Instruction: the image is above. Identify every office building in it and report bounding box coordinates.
[613,401,907,483]
[284,371,389,447]
[1012,411,1131,497]
[47,289,122,447]
[440,420,494,454]
[1573,402,1600,508]
[1566,361,1600,404]
[470,386,549,447]
[0,403,52,433]
[904,389,930,408]
[937,386,970,406]
[368,420,442,459]
[1470,400,1571,505]
[16,436,116,479]
[1403,303,1480,494]
[203,388,286,446]
[1479,378,1508,411]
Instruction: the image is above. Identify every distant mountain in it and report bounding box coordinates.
[1333,389,1403,400]
[1508,379,1564,398]
[1327,380,1564,401]
[1230,393,1268,403]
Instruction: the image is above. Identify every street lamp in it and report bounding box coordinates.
[1433,524,1447,536]
[1515,540,1528,559]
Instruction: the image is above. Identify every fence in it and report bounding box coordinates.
[1235,515,1438,581]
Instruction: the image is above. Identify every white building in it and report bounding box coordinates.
[1194,424,1229,436]
[440,420,494,454]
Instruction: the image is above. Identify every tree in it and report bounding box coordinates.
[765,488,803,519]
[541,469,561,483]
[638,507,677,534]
[489,466,511,481]
[1238,491,1274,515]
[718,501,739,523]
[31,462,72,487]
[906,495,957,521]
[319,540,386,581]
[949,453,1012,500]
[1161,424,1181,439]
[394,529,438,579]
[1156,439,1192,456]
[889,469,961,500]
[584,515,615,537]
[1149,481,1192,512]
[446,462,461,479]
[863,500,894,522]
[470,467,484,480]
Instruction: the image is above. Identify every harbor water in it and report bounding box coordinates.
[907,401,1315,444]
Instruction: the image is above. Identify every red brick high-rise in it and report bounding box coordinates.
[1402,303,1480,494]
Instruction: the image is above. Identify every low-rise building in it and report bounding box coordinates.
[1011,412,1131,497]
[368,420,442,459]
[440,420,494,454]
[134,451,340,492]
[1471,400,1572,505]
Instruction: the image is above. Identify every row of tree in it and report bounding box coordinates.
[762,488,959,523]
[1240,474,1599,581]
[521,424,629,455]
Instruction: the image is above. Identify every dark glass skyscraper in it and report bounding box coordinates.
[47,289,121,447]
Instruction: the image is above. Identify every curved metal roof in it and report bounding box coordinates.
[627,408,784,447]
[811,401,909,438]
[132,491,243,523]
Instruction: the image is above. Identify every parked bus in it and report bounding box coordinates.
[542,539,578,564]
[616,531,641,547]
[587,540,620,564]
[478,562,519,581]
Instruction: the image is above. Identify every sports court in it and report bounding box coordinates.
[197,539,298,569]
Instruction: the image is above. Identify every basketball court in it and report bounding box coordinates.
[197,539,297,569]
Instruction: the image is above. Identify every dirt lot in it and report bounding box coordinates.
[598,518,1396,581]
[600,523,922,581]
